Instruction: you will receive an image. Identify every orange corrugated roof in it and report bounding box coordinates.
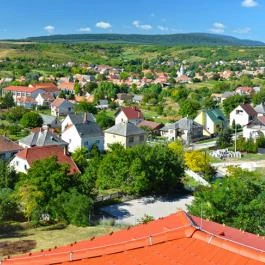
[2,211,265,265]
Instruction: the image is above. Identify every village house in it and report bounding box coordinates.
[35,93,55,107]
[243,116,265,140]
[40,114,61,129]
[254,102,265,116]
[61,113,104,153]
[229,104,257,127]
[160,117,203,144]
[51,98,75,116]
[115,106,144,125]
[58,82,75,93]
[104,122,147,150]
[116,93,133,106]
[96,99,109,110]
[10,145,79,174]
[18,129,67,148]
[194,109,226,136]
[61,112,96,132]
[0,135,22,161]
[235,86,259,96]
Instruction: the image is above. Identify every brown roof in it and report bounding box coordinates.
[16,145,80,174]
[0,136,22,153]
[58,82,75,91]
[4,86,40,93]
[3,211,265,265]
[32,83,58,92]
[137,120,163,130]
[240,104,257,117]
[118,106,144,119]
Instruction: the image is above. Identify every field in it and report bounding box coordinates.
[0,222,122,257]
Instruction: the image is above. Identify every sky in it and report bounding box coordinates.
[0,0,264,41]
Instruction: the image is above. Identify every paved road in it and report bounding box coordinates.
[101,195,194,225]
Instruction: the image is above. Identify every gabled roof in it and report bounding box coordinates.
[51,98,74,108]
[32,83,58,93]
[0,136,22,154]
[3,211,265,265]
[105,122,146,137]
[239,104,257,116]
[74,121,103,138]
[58,82,75,90]
[137,120,163,130]
[161,117,202,132]
[116,106,144,120]
[4,86,40,93]
[65,113,96,126]
[16,145,79,174]
[206,109,226,123]
[19,130,67,147]
[40,114,58,126]
[254,103,265,115]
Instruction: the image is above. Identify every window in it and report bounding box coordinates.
[129,137,134,143]
[140,135,144,142]
[24,165,27,170]
[236,110,243,114]
[95,140,100,144]
[84,141,88,146]
[16,160,19,166]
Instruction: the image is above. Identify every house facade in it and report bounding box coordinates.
[160,117,203,144]
[243,116,265,140]
[104,122,147,150]
[61,118,104,153]
[229,104,257,127]
[51,98,75,116]
[115,106,144,125]
[194,109,226,136]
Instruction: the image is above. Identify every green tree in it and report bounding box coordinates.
[72,147,88,172]
[1,92,15,108]
[188,168,265,235]
[20,112,43,128]
[216,128,233,148]
[0,160,18,189]
[0,188,19,222]
[179,99,200,119]
[96,111,115,129]
[74,101,97,114]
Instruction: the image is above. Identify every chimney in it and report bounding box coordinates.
[83,112,88,123]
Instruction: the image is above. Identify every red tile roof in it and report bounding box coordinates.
[51,98,68,108]
[58,82,75,91]
[258,115,265,125]
[2,211,265,265]
[32,83,58,93]
[0,136,22,153]
[4,86,40,93]
[16,145,80,174]
[118,106,144,119]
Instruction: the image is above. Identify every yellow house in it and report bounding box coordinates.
[194,109,226,136]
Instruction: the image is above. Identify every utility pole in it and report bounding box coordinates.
[234,124,237,153]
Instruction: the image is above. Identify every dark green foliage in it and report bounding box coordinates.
[74,101,97,114]
[96,111,115,130]
[15,157,93,226]
[0,160,18,189]
[216,128,233,148]
[20,112,43,128]
[4,106,28,122]
[188,168,265,235]
[93,144,184,196]
[223,95,250,116]
[0,188,19,222]
[253,89,265,106]
[0,92,15,108]
[24,33,264,47]
[179,99,200,119]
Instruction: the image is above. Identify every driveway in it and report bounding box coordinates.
[100,194,194,225]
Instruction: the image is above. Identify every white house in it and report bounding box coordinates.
[229,104,257,127]
[61,116,104,153]
[51,98,75,116]
[243,116,265,140]
[61,113,95,132]
[10,145,80,174]
[35,93,55,106]
[115,106,144,125]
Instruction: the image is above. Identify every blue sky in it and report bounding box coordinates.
[0,0,264,41]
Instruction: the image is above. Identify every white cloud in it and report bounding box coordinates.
[157,25,169,31]
[96,21,112,29]
[44,25,55,34]
[79,27,91,32]
[132,20,152,30]
[242,0,258,7]
[210,22,225,34]
[233,27,251,34]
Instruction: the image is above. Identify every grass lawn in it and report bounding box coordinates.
[0,222,122,257]
[237,152,265,161]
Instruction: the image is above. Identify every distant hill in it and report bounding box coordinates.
[20,33,264,46]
